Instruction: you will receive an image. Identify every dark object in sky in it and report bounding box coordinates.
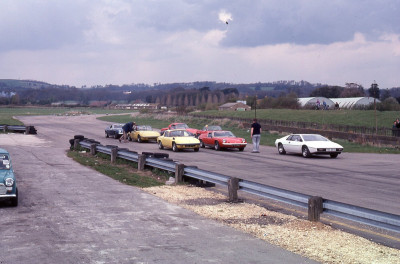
[226,21,228,24]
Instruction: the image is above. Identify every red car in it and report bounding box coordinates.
[161,123,199,135]
[196,125,222,137]
[198,130,247,151]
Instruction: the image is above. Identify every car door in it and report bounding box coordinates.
[203,132,213,147]
[162,131,173,149]
[288,135,303,154]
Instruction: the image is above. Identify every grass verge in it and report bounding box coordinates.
[67,149,167,188]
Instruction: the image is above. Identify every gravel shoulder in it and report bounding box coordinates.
[143,185,400,264]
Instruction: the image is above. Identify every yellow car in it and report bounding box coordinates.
[157,129,200,152]
[128,125,160,143]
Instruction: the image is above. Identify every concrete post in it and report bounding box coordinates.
[308,196,324,221]
[138,154,146,171]
[25,126,30,134]
[175,163,185,183]
[90,143,97,156]
[111,148,118,164]
[228,177,240,203]
[73,139,80,150]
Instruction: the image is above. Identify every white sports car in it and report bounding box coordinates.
[275,134,343,158]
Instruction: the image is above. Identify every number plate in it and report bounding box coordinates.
[327,148,335,151]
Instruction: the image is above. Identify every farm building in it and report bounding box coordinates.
[331,97,380,109]
[297,97,335,109]
[298,97,381,109]
[218,102,251,111]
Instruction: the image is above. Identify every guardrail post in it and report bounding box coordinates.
[175,163,185,183]
[74,139,80,150]
[25,126,30,134]
[138,154,146,171]
[308,196,323,221]
[3,125,7,133]
[228,177,240,203]
[90,143,97,156]
[111,148,118,164]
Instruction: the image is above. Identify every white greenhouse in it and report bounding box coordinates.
[298,97,380,109]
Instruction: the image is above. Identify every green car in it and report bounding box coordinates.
[0,148,18,207]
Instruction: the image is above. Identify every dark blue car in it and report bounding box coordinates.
[0,148,18,206]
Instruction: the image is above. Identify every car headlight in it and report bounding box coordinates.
[5,178,14,187]
[242,139,245,143]
[223,139,226,143]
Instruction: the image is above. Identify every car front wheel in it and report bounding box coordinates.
[105,132,109,138]
[330,153,338,158]
[137,135,142,143]
[278,143,286,155]
[302,146,311,158]
[11,188,18,207]
[200,140,205,148]
[214,141,221,151]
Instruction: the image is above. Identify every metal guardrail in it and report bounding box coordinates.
[184,167,230,186]
[1,124,37,134]
[76,138,400,233]
[239,180,310,209]
[324,200,400,233]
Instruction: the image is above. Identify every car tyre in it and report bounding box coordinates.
[330,153,338,158]
[302,146,311,158]
[172,143,178,152]
[239,147,244,151]
[194,148,199,152]
[105,132,109,138]
[278,143,286,155]
[11,188,18,207]
[214,141,221,151]
[128,135,132,141]
[158,141,164,150]
[200,140,205,148]
[137,135,142,143]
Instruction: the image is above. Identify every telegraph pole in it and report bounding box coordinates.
[372,81,378,134]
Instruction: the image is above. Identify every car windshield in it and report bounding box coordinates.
[137,125,152,131]
[113,124,123,129]
[175,123,189,129]
[214,131,235,137]
[203,125,222,131]
[0,155,10,170]
[302,134,329,141]
[170,130,193,137]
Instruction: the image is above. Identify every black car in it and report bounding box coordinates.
[105,124,124,139]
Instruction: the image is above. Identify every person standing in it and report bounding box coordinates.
[250,119,261,153]
[119,121,136,143]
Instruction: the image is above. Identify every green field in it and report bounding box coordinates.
[98,113,400,154]
[192,109,399,129]
[0,107,133,125]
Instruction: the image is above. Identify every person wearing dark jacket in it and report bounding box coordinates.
[250,119,261,153]
[119,122,136,143]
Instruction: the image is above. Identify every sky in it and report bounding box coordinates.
[0,0,399,89]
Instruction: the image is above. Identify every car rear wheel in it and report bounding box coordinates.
[200,140,205,148]
[172,143,178,152]
[214,141,221,151]
[278,143,286,155]
[330,153,338,158]
[302,146,311,158]
[158,141,164,149]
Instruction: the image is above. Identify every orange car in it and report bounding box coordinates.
[160,123,199,135]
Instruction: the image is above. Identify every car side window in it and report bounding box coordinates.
[287,135,294,141]
[208,133,212,138]
[164,131,169,137]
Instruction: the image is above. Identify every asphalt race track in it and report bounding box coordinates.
[0,114,320,264]
[1,114,399,263]
[23,114,400,215]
